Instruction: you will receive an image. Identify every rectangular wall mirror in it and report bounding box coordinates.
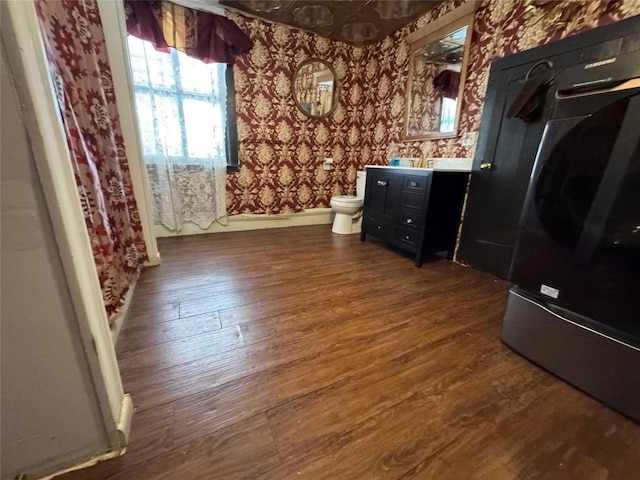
[404,3,476,141]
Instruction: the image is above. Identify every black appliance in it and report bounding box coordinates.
[501,51,640,422]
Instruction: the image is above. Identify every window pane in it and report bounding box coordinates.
[155,96,183,157]
[134,92,156,156]
[128,37,230,166]
[127,36,174,89]
[178,52,218,94]
[127,35,145,56]
[183,99,224,158]
[128,36,150,86]
[440,97,457,133]
[143,45,174,89]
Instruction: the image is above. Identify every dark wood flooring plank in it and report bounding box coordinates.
[122,272,504,413]
[117,325,244,376]
[265,323,498,461]
[121,307,424,412]
[108,414,280,480]
[173,257,438,318]
[258,366,511,480]
[218,262,498,331]
[101,324,430,477]
[130,245,412,310]
[56,226,640,480]
[116,311,221,354]
[400,377,635,480]
[121,302,179,331]
[167,323,434,446]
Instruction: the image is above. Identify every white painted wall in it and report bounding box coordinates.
[1,2,134,476]
[0,44,110,480]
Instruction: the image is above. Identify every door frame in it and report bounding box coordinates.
[2,0,133,466]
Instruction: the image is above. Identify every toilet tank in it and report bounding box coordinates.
[356,171,366,198]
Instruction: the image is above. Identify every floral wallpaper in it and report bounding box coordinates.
[227,0,640,215]
[35,0,148,323]
[360,0,640,162]
[227,17,367,215]
[407,61,445,136]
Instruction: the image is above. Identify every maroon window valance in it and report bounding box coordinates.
[124,0,252,64]
[433,70,461,100]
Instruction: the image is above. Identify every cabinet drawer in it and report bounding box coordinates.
[365,217,394,239]
[396,227,421,249]
[401,192,426,213]
[400,213,423,227]
[404,175,429,194]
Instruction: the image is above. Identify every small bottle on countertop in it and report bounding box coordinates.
[387,143,400,166]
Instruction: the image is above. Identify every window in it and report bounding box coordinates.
[439,96,457,133]
[127,36,239,171]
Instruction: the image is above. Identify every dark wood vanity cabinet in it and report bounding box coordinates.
[360,167,468,267]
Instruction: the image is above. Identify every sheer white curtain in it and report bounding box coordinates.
[128,36,228,231]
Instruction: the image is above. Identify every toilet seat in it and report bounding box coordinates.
[330,195,363,206]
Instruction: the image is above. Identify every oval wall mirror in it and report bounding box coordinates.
[292,58,339,118]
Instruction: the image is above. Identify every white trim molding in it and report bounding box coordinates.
[116,394,135,450]
[155,207,334,237]
[97,0,161,266]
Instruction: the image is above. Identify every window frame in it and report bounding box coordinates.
[225,66,239,173]
[128,38,239,173]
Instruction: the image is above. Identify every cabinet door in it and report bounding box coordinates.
[365,170,404,219]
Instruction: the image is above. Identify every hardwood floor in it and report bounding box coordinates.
[60,226,639,480]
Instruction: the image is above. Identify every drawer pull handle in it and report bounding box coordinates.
[406,218,412,224]
[405,235,410,240]
[409,181,418,187]
[377,225,382,229]
[377,180,387,186]
[480,162,493,171]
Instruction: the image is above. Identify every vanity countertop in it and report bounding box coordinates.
[366,157,473,173]
[365,165,472,173]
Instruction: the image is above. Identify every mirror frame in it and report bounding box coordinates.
[292,58,340,119]
[403,2,478,141]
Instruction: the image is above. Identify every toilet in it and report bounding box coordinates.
[330,171,366,234]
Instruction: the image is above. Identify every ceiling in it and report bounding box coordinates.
[218,1,444,45]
